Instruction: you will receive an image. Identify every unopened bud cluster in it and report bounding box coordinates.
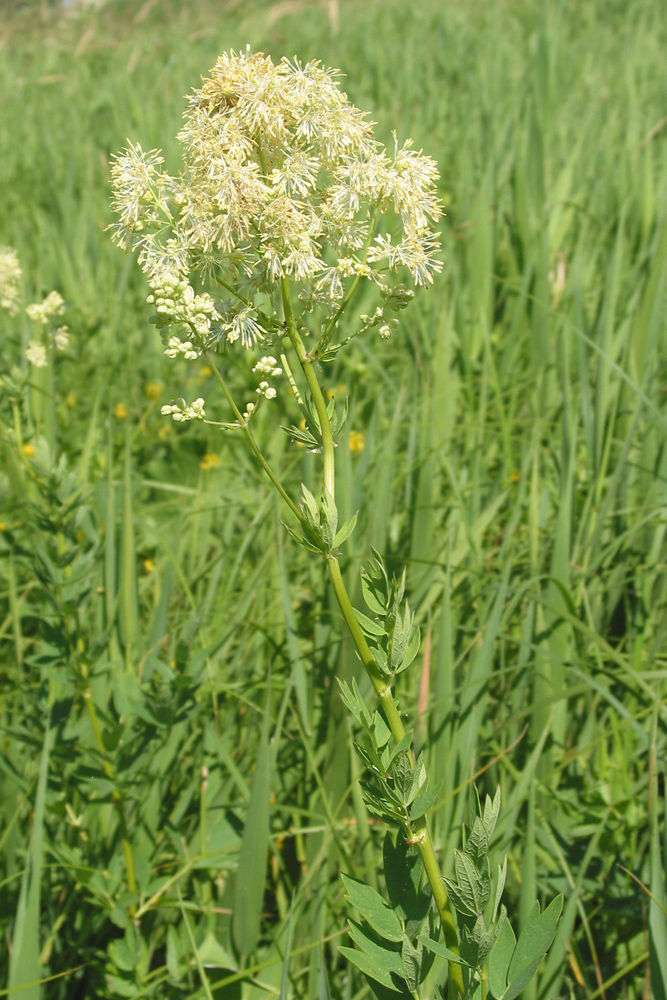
[161,397,206,422]
[165,336,199,360]
[147,273,220,339]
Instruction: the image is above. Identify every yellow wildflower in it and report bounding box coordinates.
[200,452,220,470]
[22,442,35,456]
[145,380,162,400]
[144,558,155,572]
[349,430,364,454]
[115,402,128,419]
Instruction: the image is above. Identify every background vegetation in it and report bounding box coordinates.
[1,0,667,997]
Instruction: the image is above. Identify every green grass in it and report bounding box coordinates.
[1,0,666,997]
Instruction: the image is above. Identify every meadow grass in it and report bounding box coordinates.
[1,0,667,998]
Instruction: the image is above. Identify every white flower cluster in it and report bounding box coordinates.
[54,326,70,350]
[26,290,65,324]
[0,246,22,315]
[160,397,206,422]
[146,272,220,340]
[165,336,199,360]
[109,50,442,352]
[26,341,47,368]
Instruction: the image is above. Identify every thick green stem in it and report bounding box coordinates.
[327,553,462,980]
[280,276,462,991]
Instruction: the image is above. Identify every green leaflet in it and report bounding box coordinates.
[488,896,563,1000]
[341,874,403,942]
[8,714,51,1000]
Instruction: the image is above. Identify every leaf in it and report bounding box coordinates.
[339,947,403,993]
[232,687,272,956]
[353,607,387,637]
[460,914,495,969]
[373,711,392,748]
[8,713,51,1000]
[178,887,214,1000]
[320,487,338,549]
[347,920,404,984]
[482,786,502,840]
[409,779,440,822]
[300,483,319,527]
[394,625,420,675]
[488,914,516,999]
[502,895,563,1000]
[465,818,489,869]
[341,874,403,942]
[278,898,295,1000]
[492,858,508,924]
[418,934,467,966]
[392,752,417,806]
[334,511,358,548]
[383,833,429,924]
[282,521,323,555]
[401,937,421,993]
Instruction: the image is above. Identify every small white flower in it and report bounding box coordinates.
[53,326,69,350]
[26,341,47,367]
[379,318,398,339]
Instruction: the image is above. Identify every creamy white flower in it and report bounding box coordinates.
[0,246,22,315]
[53,326,70,350]
[26,341,47,367]
[110,50,443,355]
[26,290,65,324]
[224,307,263,348]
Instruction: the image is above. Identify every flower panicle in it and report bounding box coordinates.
[109,49,443,355]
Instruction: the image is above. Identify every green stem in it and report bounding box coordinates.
[281,278,335,498]
[327,553,461,973]
[281,277,463,992]
[316,202,380,351]
[199,341,304,526]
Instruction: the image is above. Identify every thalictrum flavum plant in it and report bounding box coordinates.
[108,50,562,998]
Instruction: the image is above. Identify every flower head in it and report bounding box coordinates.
[53,326,70,350]
[109,50,442,360]
[26,341,47,368]
[26,290,65,324]
[0,246,22,315]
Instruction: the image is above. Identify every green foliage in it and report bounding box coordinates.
[0,0,666,997]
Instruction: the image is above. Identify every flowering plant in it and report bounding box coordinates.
[110,50,561,1000]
